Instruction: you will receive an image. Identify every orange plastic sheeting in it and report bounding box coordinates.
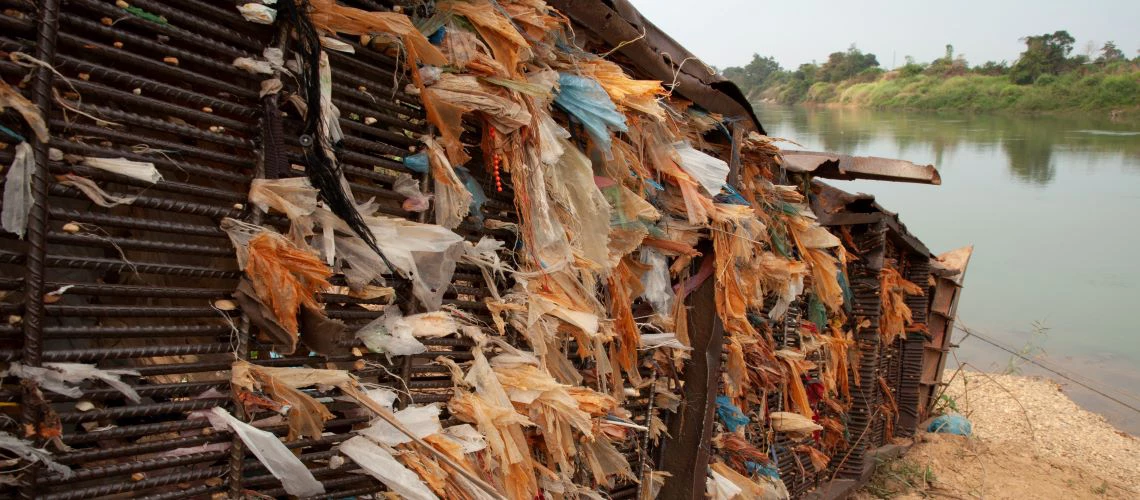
[442,0,530,77]
[245,232,333,353]
[308,0,445,67]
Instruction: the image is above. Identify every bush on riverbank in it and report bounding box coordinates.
[726,32,1140,113]
[779,65,1140,112]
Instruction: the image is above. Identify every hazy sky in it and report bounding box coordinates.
[628,0,1140,70]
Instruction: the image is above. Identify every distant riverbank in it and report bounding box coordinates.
[756,69,1140,114]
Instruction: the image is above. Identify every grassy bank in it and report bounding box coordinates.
[762,67,1140,113]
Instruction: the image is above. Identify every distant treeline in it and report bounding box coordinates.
[722,31,1140,112]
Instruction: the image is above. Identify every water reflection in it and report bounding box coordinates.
[754,103,1140,435]
[758,105,1140,186]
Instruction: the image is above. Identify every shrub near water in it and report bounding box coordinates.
[727,33,1140,113]
[792,69,1139,112]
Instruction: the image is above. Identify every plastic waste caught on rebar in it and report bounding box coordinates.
[553,73,628,153]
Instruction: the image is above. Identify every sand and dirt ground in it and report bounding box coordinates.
[852,370,1139,499]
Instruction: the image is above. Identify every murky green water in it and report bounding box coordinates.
[754,103,1140,434]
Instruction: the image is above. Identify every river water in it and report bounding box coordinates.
[754,103,1140,435]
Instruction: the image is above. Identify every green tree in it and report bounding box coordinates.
[973,60,1009,76]
[1096,41,1126,63]
[817,44,879,82]
[721,54,783,97]
[1009,30,1076,84]
[925,44,968,76]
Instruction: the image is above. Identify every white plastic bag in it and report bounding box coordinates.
[0,431,72,479]
[355,306,427,357]
[2,362,141,403]
[365,215,464,311]
[359,403,442,446]
[639,248,675,317]
[339,436,439,500]
[1,142,33,238]
[674,142,729,196]
[237,3,276,24]
[81,157,162,184]
[207,407,324,497]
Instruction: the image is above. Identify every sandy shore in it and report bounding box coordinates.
[855,369,1140,498]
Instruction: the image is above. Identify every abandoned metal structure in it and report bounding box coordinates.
[0,0,968,498]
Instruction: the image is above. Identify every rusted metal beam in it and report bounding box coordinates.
[658,248,724,500]
[782,149,941,185]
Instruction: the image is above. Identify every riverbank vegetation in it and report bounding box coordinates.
[723,31,1140,113]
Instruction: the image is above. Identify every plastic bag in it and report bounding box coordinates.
[237,3,276,24]
[455,166,486,221]
[553,73,628,153]
[249,177,319,222]
[422,136,471,229]
[56,174,137,207]
[1,142,32,238]
[928,413,972,436]
[356,306,427,357]
[207,407,324,497]
[715,396,749,432]
[365,215,464,311]
[544,139,611,270]
[639,248,674,317]
[80,157,162,184]
[2,362,141,403]
[393,173,431,212]
[0,431,72,479]
[403,151,430,173]
[339,436,439,500]
[769,411,823,439]
[673,142,728,196]
[359,403,443,446]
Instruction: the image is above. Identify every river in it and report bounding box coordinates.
[753,103,1140,435]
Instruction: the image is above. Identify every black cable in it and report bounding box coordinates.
[278,0,401,277]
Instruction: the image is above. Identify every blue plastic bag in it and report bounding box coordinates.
[402,151,429,174]
[715,395,749,432]
[928,413,972,436]
[455,166,486,221]
[553,73,627,153]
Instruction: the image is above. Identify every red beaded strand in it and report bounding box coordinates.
[489,127,503,192]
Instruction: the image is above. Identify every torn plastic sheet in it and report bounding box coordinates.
[249,177,319,224]
[1,142,32,238]
[233,56,273,74]
[364,215,464,311]
[319,36,355,53]
[544,139,612,271]
[355,306,427,357]
[441,424,488,454]
[674,142,729,196]
[639,248,674,318]
[359,403,443,446]
[1,362,141,403]
[0,431,72,479]
[639,333,689,350]
[339,436,439,500]
[394,173,431,212]
[423,136,472,229]
[237,3,276,24]
[56,174,137,207]
[769,411,823,439]
[553,73,628,153]
[207,407,324,497]
[80,157,162,184]
[708,469,743,500]
[403,151,429,173]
